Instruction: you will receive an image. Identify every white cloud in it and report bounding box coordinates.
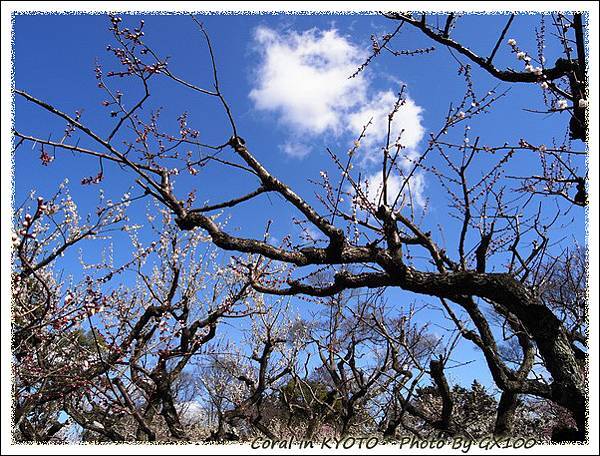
[280,141,312,159]
[249,26,427,205]
[250,27,367,136]
[361,170,427,209]
[347,90,425,165]
[250,27,425,159]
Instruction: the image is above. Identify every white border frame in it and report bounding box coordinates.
[1,2,598,454]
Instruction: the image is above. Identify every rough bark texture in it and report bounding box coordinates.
[494,392,519,437]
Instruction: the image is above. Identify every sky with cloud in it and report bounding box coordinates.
[248,24,428,206]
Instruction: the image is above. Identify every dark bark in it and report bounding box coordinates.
[494,391,519,437]
[177,177,589,435]
[429,358,453,436]
[382,13,588,142]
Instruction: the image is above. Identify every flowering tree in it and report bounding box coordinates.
[200,300,300,441]
[373,12,589,206]
[12,184,129,439]
[12,191,264,442]
[276,293,453,439]
[12,11,589,444]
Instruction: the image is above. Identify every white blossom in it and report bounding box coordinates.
[578,99,588,108]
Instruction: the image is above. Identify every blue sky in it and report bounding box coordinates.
[12,12,587,389]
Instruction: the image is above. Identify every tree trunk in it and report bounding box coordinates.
[397,269,587,436]
[494,391,518,437]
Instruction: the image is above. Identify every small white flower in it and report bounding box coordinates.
[557,99,568,110]
[525,64,534,73]
[578,99,588,108]
[533,67,543,76]
[540,81,549,90]
[457,111,466,119]
[516,51,526,60]
[539,144,547,152]
[507,38,517,46]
